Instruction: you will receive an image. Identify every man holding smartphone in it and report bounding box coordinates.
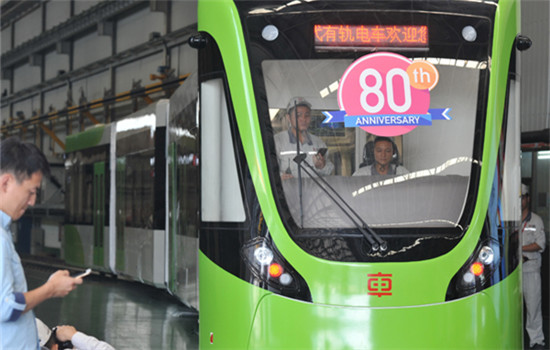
[1,137,83,350]
[274,97,334,179]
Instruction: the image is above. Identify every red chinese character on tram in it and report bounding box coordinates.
[403,26,428,45]
[370,25,387,42]
[385,26,403,44]
[367,272,393,297]
[356,26,372,43]
[337,25,354,43]
[315,25,338,43]
[417,26,428,44]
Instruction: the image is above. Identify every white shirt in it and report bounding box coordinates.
[353,164,408,176]
[71,332,115,350]
[274,129,334,178]
[522,211,546,272]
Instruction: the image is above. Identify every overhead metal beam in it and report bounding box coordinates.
[1,74,189,135]
[98,20,114,37]
[39,122,65,151]
[1,0,146,68]
[1,25,194,107]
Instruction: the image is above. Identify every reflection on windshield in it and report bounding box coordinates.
[352,156,478,198]
[265,59,480,232]
[283,174,469,229]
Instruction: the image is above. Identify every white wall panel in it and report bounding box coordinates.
[171,1,197,30]
[1,79,9,94]
[44,50,70,81]
[115,53,163,94]
[74,0,100,15]
[117,8,165,53]
[13,63,40,91]
[520,0,550,132]
[174,43,197,76]
[1,106,10,123]
[43,85,69,113]
[45,0,71,31]
[72,70,111,104]
[1,26,12,54]
[74,31,111,69]
[13,7,41,48]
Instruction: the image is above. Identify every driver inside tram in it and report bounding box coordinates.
[353,136,409,176]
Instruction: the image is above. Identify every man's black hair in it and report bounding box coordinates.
[373,136,394,145]
[0,136,50,182]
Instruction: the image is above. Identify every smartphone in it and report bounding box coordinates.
[317,148,327,157]
[74,268,92,279]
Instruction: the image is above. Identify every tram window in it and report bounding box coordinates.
[244,7,492,262]
[261,58,481,230]
[200,78,246,222]
[119,150,155,229]
[168,73,199,237]
[65,146,109,225]
[116,123,161,230]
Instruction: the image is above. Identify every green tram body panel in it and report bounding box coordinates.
[63,224,85,266]
[201,252,522,349]
[198,0,522,349]
[65,124,109,152]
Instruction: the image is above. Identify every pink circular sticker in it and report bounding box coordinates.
[338,52,430,136]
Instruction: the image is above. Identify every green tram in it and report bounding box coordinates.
[62,0,531,348]
[194,0,528,348]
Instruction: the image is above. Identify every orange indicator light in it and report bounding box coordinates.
[470,262,484,276]
[269,263,283,278]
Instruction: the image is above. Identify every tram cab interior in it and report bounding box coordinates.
[266,59,479,229]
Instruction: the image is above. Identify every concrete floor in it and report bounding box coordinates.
[24,261,198,350]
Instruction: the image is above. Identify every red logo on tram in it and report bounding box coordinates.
[367,272,393,297]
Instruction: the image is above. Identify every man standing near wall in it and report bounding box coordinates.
[0,137,83,350]
[521,183,546,350]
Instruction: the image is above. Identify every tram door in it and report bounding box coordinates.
[93,161,106,267]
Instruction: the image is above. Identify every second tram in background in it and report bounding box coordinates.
[64,82,199,306]
[63,0,530,348]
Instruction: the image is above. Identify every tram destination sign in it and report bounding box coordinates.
[314,24,428,51]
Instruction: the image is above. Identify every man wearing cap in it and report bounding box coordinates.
[521,183,546,350]
[274,97,334,179]
[1,137,82,350]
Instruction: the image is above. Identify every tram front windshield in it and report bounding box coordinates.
[239,2,494,261]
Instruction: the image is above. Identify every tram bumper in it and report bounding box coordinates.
[248,288,521,349]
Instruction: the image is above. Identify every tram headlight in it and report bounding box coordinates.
[254,246,274,266]
[242,237,304,295]
[447,239,502,300]
[478,246,494,265]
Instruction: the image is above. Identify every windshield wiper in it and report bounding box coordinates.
[293,153,387,253]
[294,101,305,227]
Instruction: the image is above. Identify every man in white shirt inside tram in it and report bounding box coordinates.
[274,97,334,180]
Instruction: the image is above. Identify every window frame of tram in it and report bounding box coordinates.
[240,8,493,263]
[65,145,110,226]
[115,126,166,231]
